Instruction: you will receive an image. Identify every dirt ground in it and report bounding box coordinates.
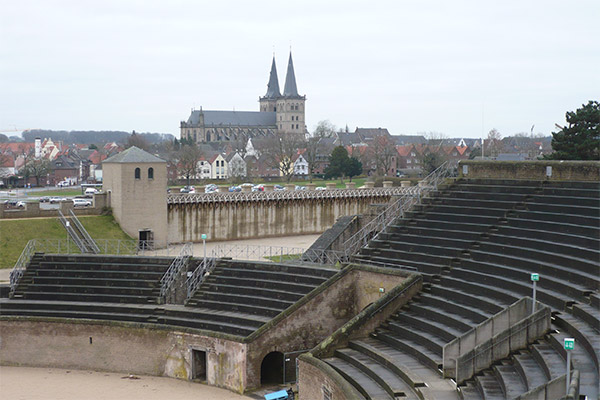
[0,366,254,400]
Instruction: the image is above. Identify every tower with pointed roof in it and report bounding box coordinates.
[274,52,307,135]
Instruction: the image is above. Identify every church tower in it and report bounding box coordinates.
[259,56,281,112]
[276,52,306,135]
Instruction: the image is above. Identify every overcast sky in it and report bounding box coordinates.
[1,0,599,139]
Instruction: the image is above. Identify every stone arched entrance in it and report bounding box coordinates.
[260,351,284,385]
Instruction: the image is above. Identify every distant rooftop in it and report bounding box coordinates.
[187,110,276,127]
[103,146,165,164]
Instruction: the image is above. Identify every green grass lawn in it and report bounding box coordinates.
[0,215,131,269]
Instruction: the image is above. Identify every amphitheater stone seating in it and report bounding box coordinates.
[319,178,599,399]
[2,255,338,338]
[11,254,174,304]
[182,260,337,334]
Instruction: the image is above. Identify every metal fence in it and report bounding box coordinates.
[211,244,308,262]
[160,242,193,298]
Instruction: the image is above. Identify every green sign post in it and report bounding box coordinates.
[564,338,575,394]
[201,234,207,264]
[530,273,539,313]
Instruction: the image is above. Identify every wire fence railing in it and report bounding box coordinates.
[159,242,193,299]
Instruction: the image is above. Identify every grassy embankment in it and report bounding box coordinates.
[0,215,131,269]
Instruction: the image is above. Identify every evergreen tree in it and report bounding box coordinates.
[545,101,600,160]
[346,157,363,182]
[324,146,348,180]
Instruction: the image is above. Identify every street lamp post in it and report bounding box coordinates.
[531,273,539,313]
[201,233,207,266]
[564,338,574,394]
[65,221,70,253]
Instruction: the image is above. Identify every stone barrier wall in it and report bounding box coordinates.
[458,160,600,181]
[167,189,403,242]
[443,297,551,384]
[0,319,247,393]
[1,193,108,219]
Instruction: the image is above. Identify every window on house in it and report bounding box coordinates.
[135,167,140,179]
[148,167,154,179]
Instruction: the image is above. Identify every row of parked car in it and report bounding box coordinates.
[178,184,328,194]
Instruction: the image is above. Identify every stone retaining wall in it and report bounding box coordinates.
[458,160,600,181]
[1,193,108,219]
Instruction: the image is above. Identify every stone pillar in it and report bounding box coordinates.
[326,183,337,190]
[306,184,316,191]
[285,184,296,191]
[241,186,251,192]
[383,181,393,188]
[218,185,229,193]
[363,181,374,189]
[401,181,411,188]
[264,184,274,192]
[345,182,356,189]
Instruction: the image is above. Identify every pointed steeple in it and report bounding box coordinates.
[283,52,299,97]
[264,56,281,98]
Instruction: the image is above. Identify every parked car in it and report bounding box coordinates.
[4,200,25,208]
[315,186,327,191]
[49,197,67,204]
[180,186,195,193]
[85,188,98,195]
[39,196,50,203]
[274,184,285,191]
[205,184,218,193]
[295,185,306,191]
[57,181,70,187]
[252,184,264,192]
[73,198,92,207]
[229,186,241,192]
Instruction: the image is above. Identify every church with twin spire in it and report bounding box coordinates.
[180,52,306,144]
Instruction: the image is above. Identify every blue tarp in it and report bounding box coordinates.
[264,389,288,400]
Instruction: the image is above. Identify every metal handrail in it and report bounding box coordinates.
[160,243,192,298]
[186,257,216,299]
[9,239,37,292]
[58,210,88,253]
[69,209,100,254]
[340,162,454,258]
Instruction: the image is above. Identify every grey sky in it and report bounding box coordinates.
[1,0,599,139]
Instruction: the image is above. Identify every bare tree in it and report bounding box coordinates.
[177,144,202,187]
[312,120,337,138]
[486,128,503,157]
[20,158,51,186]
[126,131,150,151]
[263,132,303,182]
[230,135,249,160]
[368,135,397,176]
[421,131,448,153]
[304,120,337,182]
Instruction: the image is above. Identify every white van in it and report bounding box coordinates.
[73,198,92,207]
[85,188,98,195]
